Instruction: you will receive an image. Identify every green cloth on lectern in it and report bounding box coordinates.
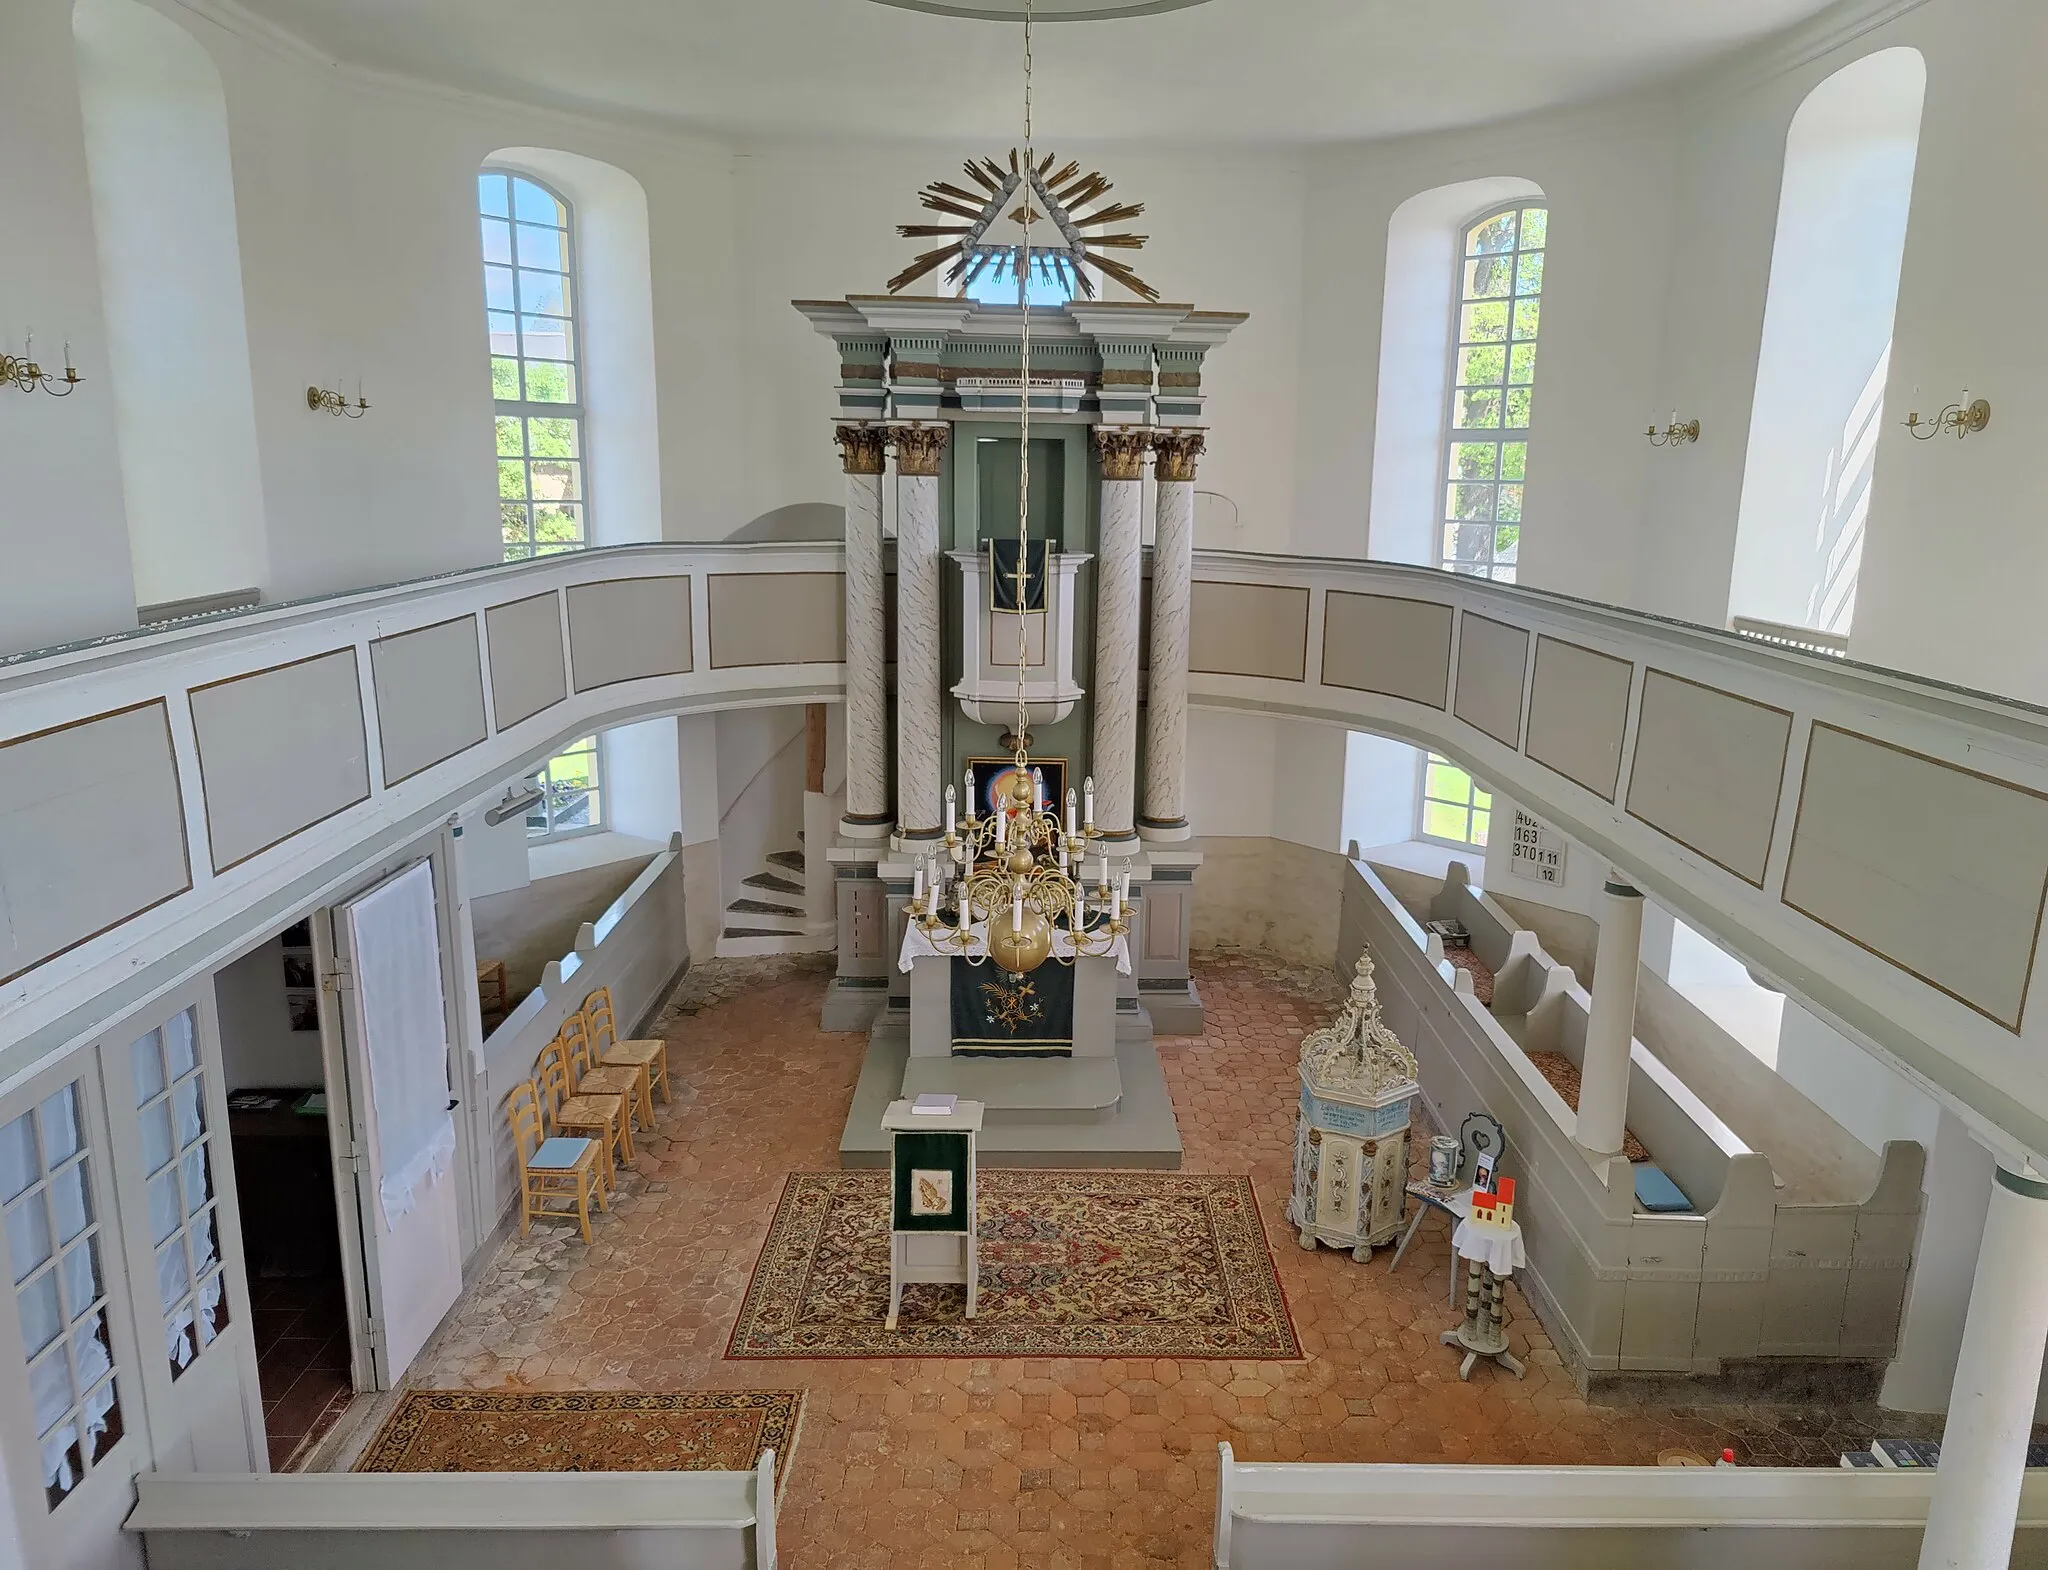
[952,957,1074,1056]
[891,1130,972,1232]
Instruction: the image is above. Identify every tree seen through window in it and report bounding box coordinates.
[481,170,588,559]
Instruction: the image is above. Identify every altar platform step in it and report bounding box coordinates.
[840,1028,1183,1170]
[903,1056,1123,1123]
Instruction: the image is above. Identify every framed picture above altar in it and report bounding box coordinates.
[967,755,1067,833]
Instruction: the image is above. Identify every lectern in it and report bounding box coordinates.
[882,1098,984,1331]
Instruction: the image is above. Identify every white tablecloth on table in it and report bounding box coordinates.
[1451,1216,1526,1275]
[898,921,1131,975]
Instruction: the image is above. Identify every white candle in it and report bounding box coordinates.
[1111,886,1122,925]
[1033,767,1045,812]
[1076,884,1087,925]
[1099,853,1109,891]
[945,784,956,836]
[1121,870,1132,903]
[913,866,925,905]
[1012,891,1024,928]
[966,767,977,813]
[1084,776,1095,826]
[959,885,971,932]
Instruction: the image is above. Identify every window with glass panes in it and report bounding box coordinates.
[1419,754,1492,849]
[526,735,604,840]
[481,170,588,560]
[3,1083,124,1509]
[1441,203,1545,581]
[128,1009,227,1380]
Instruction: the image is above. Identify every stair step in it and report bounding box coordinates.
[723,925,803,939]
[766,849,805,873]
[743,871,804,895]
[728,896,803,917]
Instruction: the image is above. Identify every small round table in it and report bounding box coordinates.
[1439,1214,1527,1381]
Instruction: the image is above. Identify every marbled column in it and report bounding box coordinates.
[836,425,891,837]
[1140,431,1204,840]
[891,423,949,838]
[1090,428,1150,841]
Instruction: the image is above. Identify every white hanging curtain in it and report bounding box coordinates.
[346,862,455,1228]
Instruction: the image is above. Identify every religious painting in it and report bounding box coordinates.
[908,1169,954,1218]
[966,755,1068,830]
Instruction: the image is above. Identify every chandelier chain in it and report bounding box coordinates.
[1014,0,1035,763]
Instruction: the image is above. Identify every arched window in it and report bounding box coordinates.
[1440,202,1546,582]
[481,170,588,559]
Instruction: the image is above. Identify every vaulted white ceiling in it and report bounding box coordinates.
[223,0,1844,145]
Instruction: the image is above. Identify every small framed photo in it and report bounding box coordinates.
[285,991,320,1033]
[909,1169,955,1219]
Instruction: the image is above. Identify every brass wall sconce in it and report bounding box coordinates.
[3,334,83,397]
[1644,414,1700,448]
[307,383,369,418]
[1903,393,1990,441]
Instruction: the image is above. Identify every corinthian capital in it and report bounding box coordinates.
[1092,426,1150,482]
[889,423,951,477]
[1152,430,1206,484]
[835,424,888,475]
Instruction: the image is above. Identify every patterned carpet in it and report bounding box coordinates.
[727,1170,1301,1360]
[355,1389,803,1480]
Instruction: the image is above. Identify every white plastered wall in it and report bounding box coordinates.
[74,0,270,612]
[1727,46,1924,634]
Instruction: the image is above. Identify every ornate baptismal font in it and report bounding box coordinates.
[810,0,1245,1169]
[1290,950,1420,1259]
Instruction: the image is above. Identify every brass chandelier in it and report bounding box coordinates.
[906,0,1128,976]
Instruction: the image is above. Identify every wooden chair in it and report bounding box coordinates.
[507,1080,602,1242]
[584,985,672,1112]
[538,1038,630,1182]
[564,1010,653,1138]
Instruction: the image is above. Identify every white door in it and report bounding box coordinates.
[328,860,462,1387]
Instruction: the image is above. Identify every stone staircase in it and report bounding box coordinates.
[716,842,833,958]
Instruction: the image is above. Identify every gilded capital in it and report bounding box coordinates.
[1153,430,1206,484]
[1093,427,1150,482]
[835,423,887,476]
[890,423,951,477]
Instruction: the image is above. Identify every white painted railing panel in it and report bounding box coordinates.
[1212,1444,2048,1569]
[4,545,2047,1168]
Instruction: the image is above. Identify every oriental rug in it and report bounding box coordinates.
[354,1389,802,1484]
[726,1170,1300,1359]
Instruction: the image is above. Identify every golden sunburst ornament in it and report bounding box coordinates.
[887,149,1159,302]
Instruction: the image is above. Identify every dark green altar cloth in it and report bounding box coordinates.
[951,957,1074,1056]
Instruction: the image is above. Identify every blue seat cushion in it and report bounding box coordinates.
[1632,1162,1692,1214]
[531,1136,593,1171]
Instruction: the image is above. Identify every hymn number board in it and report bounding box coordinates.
[1510,809,1566,887]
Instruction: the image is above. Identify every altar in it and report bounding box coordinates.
[799,199,1244,1173]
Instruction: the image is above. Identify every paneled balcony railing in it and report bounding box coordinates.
[3,544,2046,1166]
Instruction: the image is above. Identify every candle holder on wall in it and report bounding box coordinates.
[3,334,83,397]
[1644,416,1700,448]
[1903,394,1990,441]
[306,384,369,418]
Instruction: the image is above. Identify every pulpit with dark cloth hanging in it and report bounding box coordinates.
[950,958,1075,1056]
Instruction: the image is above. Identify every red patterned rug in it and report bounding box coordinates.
[727,1170,1301,1360]
[355,1389,802,1481]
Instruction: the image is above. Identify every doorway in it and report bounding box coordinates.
[214,919,354,1470]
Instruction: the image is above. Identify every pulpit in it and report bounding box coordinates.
[951,542,1089,727]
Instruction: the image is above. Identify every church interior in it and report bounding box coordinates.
[5,0,2048,1565]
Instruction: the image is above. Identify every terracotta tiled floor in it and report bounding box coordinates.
[403,951,1934,1567]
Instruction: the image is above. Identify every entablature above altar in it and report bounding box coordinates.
[794,296,1246,426]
